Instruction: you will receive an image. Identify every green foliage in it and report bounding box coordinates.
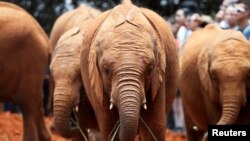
[2,0,67,34]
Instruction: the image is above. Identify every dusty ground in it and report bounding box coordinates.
[0,112,186,141]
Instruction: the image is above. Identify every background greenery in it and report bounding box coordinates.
[2,0,222,34]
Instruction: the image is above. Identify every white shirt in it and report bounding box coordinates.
[176,26,192,50]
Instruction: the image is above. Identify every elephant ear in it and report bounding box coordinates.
[196,24,220,86]
[81,11,111,108]
[197,47,211,93]
[197,25,224,102]
[197,45,220,103]
[141,8,179,103]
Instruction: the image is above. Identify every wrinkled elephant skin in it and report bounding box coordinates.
[179,24,250,141]
[0,2,51,141]
[80,0,179,141]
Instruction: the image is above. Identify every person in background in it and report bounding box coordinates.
[186,13,203,32]
[215,0,238,29]
[175,8,192,50]
[215,9,225,24]
[167,16,180,49]
[200,14,214,28]
[224,5,237,29]
[167,8,193,133]
[235,0,250,40]
[172,8,193,133]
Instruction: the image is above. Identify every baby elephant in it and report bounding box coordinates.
[50,27,100,141]
[0,2,51,141]
[80,0,179,140]
[179,24,250,141]
[49,3,101,141]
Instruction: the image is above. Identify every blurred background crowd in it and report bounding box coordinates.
[1,0,250,134]
[172,0,250,51]
[2,0,249,44]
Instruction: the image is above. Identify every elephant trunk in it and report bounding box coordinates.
[117,90,140,141]
[217,102,240,125]
[53,86,77,138]
[217,87,246,125]
[114,75,143,141]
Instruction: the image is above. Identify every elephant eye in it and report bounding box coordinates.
[104,65,111,76]
[147,64,154,75]
[211,73,216,80]
[209,71,219,88]
[209,69,215,80]
[211,73,217,81]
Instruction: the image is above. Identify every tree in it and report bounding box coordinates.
[2,0,222,35]
[3,0,68,34]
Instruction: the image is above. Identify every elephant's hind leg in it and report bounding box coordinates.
[36,93,51,141]
[17,99,39,141]
[16,77,51,141]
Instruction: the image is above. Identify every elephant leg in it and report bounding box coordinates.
[88,129,102,141]
[17,99,39,141]
[72,96,100,141]
[72,130,103,141]
[183,107,204,141]
[138,96,166,140]
[97,106,118,141]
[16,77,50,141]
[71,109,89,141]
[36,93,51,141]
[72,130,88,141]
[138,113,166,141]
[71,127,102,141]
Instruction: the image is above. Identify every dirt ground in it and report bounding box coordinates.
[0,112,187,141]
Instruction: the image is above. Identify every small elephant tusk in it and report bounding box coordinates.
[193,126,199,131]
[74,106,79,112]
[143,104,147,110]
[109,103,114,110]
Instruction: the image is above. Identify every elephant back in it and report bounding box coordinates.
[49,4,101,49]
[0,2,50,56]
[0,2,50,89]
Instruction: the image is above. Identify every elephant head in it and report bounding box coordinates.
[50,3,101,49]
[81,0,178,140]
[198,28,250,125]
[50,27,82,138]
